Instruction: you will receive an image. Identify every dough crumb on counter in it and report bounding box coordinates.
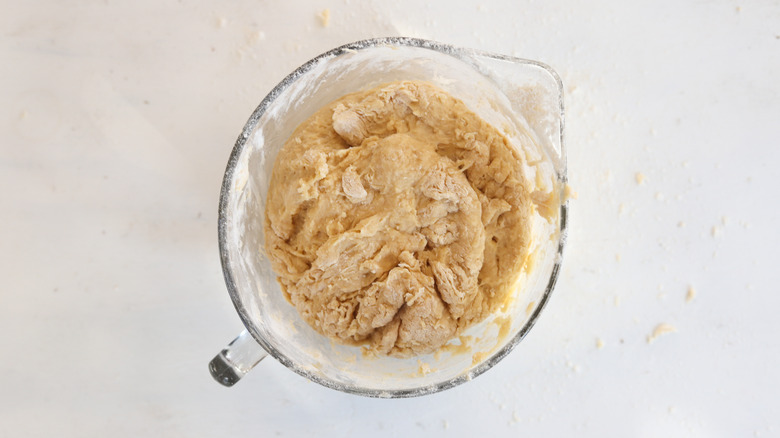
[563,183,578,201]
[647,323,677,344]
[264,80,545,357]
[318,9,331,27]
[686,285,696,303]
[596,338,605,349]
[635,172,645,185]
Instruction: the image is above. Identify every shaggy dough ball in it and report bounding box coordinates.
[264,81,534,357]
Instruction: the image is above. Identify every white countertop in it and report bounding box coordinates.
[2,1,779,436]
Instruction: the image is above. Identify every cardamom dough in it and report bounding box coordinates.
[264,80,533,357]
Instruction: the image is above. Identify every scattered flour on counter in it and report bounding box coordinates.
[248,30,266,44]
[647,323,677,344]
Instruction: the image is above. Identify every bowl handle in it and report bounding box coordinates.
[208,330,268,387]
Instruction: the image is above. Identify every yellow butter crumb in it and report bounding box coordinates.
[635,172,646,185]
[318,9,331,27]
[563,183,578,201]
[647,323,677,343]
[596,338,605,349]
[417,360,432,376]
[471,351,489,365]
[686,286,696,303]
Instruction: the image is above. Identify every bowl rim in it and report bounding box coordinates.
[217,36,568,398]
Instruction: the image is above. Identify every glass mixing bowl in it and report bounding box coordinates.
[209,37,567,398]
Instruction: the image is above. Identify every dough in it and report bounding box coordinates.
[264,80,534,357]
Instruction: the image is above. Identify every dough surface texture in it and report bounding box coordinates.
[264,81,533,357]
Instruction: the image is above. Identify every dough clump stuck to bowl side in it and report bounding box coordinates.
[264,80,535,357]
